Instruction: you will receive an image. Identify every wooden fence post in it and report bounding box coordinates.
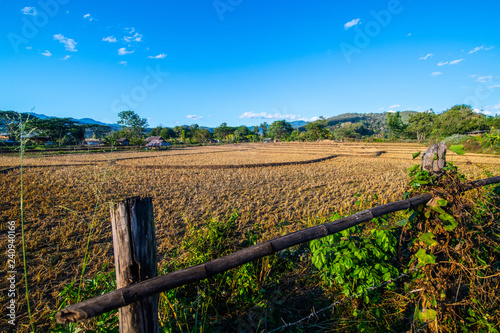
[422,143,447,175]
[110,197,158,333]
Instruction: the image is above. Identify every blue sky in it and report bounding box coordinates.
[1,0,499,127]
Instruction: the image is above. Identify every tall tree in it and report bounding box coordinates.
[406,111,436,141]
[87,124,111,139]
[305,121,329,141]
[259,122,269,137]
[117,110,148,138]
[268,120,293,140]
[386,112,407,138]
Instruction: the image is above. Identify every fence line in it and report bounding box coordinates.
[55,175,500,325]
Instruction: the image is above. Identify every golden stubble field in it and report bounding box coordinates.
[1,141,499,331]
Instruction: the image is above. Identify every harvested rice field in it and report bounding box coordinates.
[1,141,499,331]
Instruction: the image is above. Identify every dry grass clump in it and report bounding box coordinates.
[0,142,498,331]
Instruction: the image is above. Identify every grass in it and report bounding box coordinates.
[0,142,498,331]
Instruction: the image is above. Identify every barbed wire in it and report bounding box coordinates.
[266,265,424,333]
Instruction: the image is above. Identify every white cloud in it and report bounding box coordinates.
[378,107,385,111]
[344,18,361,30]
[187,115,203,120]
[431,72,442,77]
[239,111,315,121]
[474,108,492,115]
[419,53,432,60]
[53,34,77,52]
[387,110,396,113]
[492,103,500,110]
[123,28,143,43]
[102,36,117,43]
[469,45,494,53]
[22,7,37,15]
[449,59,464,65]
[148,53,167,59]
[41,50,52,57]
[26,46,32,50]
[118,47,134,55]
[476,75,493,83]
[118,61,127,65]
[437,61,448,66]
[389,104,401,109]
[61,55,70,60]
[83,13,93,21]
[469,45,484,54]
[489,84,500,89]
[406,33,412,37]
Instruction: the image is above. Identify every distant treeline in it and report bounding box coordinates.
[1,104,499,146]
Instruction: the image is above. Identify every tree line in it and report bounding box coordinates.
[1,104,499,147]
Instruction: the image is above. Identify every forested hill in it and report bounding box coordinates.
[298,111,418,137]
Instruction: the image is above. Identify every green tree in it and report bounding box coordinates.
[117,110,148,138]
[160,127,175,140]
[268,120,293,140]
[386,112,407,138]
[213,122,235,141]
[234,126,250,141]
[87,124,111,139]
[432,105,488,137]
[259,122,269,137]
[406,111,436,141]
[305,122,330,141]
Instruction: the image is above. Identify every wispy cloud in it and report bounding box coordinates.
[469,45,494,54]
[22,7,37,15]
[476,75,493,83]
[148,53,167,59]
[41,50,52,57]
[406,33,412,37]
[437,61,448,66]
[83,13,93,21]
[492,103,500,110]
[187,115,203,120]
[239,111,316,121]
[53,34,77,52]
[118,61,127,65]
[61,55,70,60]
[489,84,500,89]
[123,28,143,43]
[449,59,464,65]
[344,18,361,30]
[469,45,484,54]
[118,47,134,55]
[389,104,401,109]
[102,36,117,43]
[431,72,442,77]
[419,53,432,60]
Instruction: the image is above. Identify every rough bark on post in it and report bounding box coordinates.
[422,143,447,175]
[110,197,158,333]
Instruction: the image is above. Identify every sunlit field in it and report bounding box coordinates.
[1,141,499,331]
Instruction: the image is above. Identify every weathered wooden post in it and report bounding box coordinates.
[110,197,159,333]
[422,143,447,175]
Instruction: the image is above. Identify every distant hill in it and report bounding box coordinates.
[308,111,418,133]
[26,112,121,130]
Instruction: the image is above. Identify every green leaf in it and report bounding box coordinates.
[419,308,437,322]
[437,199,448,207]
[443,218,458,231]
[419,232,438,247]
[449,144,465,155]
[412,151,421,160]
[408,164,420,172]
[415,248,436,265]
[397,219,408,226]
